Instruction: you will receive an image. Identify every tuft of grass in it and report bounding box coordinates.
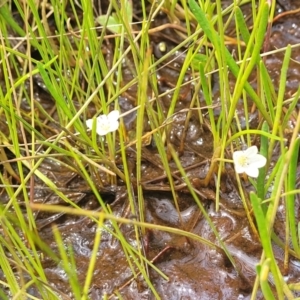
[0,0,299,298]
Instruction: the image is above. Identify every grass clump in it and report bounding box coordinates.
[0,0,299,299]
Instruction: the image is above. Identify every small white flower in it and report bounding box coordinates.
[232,146,267,178]
[86,110,120,136]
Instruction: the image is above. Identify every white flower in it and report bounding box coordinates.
[86,110,120,136]
[232,146,267,178]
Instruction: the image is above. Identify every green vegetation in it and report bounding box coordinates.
[0,0,299,299]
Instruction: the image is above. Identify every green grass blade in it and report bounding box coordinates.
[0,4,26,37]
[287,138,300,255]
[282,86,300,129]
[259,62,276,121]
[256,259,276,300]
[250,192,283,298]
[257,121,269,202]
[188,0,272,126]
[235,7,251,44]
[199,62,217,140]
[52,225,82,300]
[268,45,292,158]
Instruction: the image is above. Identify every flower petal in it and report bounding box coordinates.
[107,110,120,122]
[85,118,94,130]
[234,163,246,174]
[108,120,119,132]
[244,145,258,157]
[232,150,247,173]
[86,111,120,136]
[96,128,109,136]
[245,166,259,178]
[248,154,267,169]
[232,146,266,178]
[96,115,108,124]
[232,150,243,162]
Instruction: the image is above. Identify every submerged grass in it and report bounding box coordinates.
[0,0,299,299]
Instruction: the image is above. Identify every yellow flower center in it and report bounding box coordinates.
[238,155,249,167]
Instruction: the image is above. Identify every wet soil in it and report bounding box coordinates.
[1,1,300,299]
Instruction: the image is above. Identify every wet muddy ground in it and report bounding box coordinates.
[1,0,300,299]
